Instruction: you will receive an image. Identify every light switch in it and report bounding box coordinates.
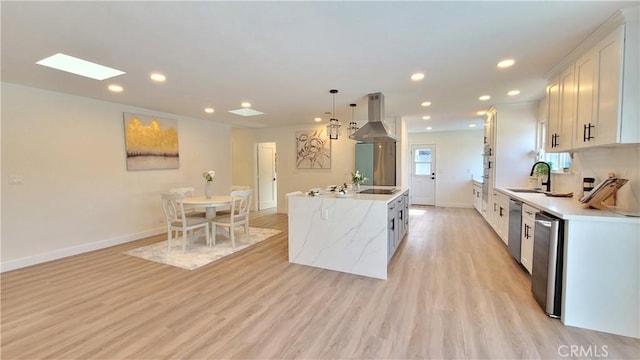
[322,208,329,220]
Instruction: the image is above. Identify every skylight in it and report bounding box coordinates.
[228,108,264,117]
[36,53,125,80]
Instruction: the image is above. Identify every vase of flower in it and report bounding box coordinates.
[351,170,368,192]
[205,181,213,199]
[203,170,216,199]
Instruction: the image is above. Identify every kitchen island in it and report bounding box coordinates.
[288,187,409,279]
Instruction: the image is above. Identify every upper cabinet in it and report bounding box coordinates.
[546,9,639,152]
[547,66,575,152]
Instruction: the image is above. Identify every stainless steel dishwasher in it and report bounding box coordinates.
[508,199,522,262]
[531,212,564,318]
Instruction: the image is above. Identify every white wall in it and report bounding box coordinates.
[1,83,231,271]
[408,129,483,208]
[553,145,640,210]
[232,125,358,213]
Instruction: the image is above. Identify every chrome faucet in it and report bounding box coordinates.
[530,161,551,192]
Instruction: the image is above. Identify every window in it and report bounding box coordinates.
[414,148,432,175]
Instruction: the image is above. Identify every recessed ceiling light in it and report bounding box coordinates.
[426,126,433,130]
[476,110,487,116]
[314,117,322,122]
[36,53,125,80]
[422,116,431,120]
[497,59,515,68]
[241,102,251,108]
[469,124,477,128]
[228,108,264,117]
[508,90,521,96]
[204,107,214,114]
[411,72,425,81]
[108,84,123,92]
[150,73,166,82]
[479,95,491,101]
[421,101,432,107]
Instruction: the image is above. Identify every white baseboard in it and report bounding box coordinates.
[1,227,165,273]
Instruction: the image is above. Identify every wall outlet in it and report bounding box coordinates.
[321,208,329,220]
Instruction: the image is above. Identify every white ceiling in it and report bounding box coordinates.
[1,1,636,133]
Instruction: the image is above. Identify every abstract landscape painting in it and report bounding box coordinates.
[295,128,331,169]
[123,113,179,170]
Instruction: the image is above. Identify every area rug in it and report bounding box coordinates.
[124,227,281,270]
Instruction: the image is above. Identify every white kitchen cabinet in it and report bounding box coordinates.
[547,65,575,152]
[547,10,639,152]
[520,203,539,274]
[491,191,509,245]
[472,182,482,213]
[573,26,631,149]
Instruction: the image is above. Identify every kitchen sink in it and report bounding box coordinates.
[507,188,541,193]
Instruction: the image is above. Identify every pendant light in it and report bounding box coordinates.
[347,103,359,137]
[327,89,341,140]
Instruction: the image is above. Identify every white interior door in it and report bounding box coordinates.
[410,144,436,205]
[257,142,277,210]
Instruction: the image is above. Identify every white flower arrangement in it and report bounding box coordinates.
[351,170,368,185]
[203,170,216,182]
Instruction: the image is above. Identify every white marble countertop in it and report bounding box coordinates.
[296,185,409,204]
[496,187,639,223]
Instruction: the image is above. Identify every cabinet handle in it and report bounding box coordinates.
[583,124,588,142]
[391,218,395,231]
[499,207,504,217]
[524,224,529,238]
[399,210,403,220]
[587,123,594,141]
[483,136,487,144]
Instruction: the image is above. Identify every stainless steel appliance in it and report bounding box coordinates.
[355,142,396,186]
[532,212,564,318]
[349,93,398,143]
[481,143,492,201]
[508,199,522,262]
[359,188,398,195]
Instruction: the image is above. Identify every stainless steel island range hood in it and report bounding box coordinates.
[349,92,398,143]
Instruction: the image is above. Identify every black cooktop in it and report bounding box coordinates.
[359,188,398,195]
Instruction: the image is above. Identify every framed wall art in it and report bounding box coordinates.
[123,113,179,170]
[295,128,331,169]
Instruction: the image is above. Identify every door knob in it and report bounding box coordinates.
[273,178,276,181]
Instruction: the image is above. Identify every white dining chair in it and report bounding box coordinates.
[168,187,206,218]
[216,186,251,215]
[209,189,253,249]
[161,192,210,251]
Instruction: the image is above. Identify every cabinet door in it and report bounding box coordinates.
[546,79,561,152]
[557,65,575,151]
[594,27,624,146]
[520,218,535,274]
[573,51,597,149]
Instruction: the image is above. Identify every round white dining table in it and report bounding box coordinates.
[182,196,232,220]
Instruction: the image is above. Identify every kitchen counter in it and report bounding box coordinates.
[495,186,639,339]
[497,187,639,222]
[288,186,409,279]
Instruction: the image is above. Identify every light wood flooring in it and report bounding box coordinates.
[2,207,639,359]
